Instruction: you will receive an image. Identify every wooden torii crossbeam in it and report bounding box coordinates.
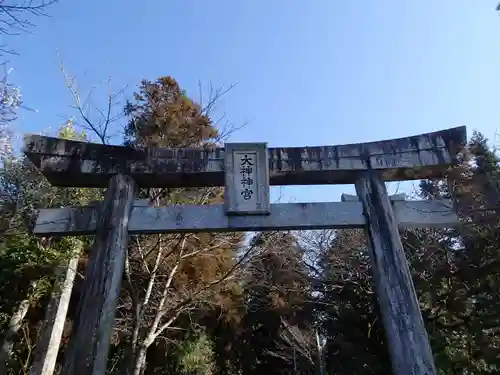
[24,126,467,375]
[24,126,465,188]
[35,198,457,235]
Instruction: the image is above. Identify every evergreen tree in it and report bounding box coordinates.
[0,122,100,374]
[239,232,316,375]
[115,76,243,375]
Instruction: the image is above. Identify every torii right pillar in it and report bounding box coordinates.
[356,167,436,375]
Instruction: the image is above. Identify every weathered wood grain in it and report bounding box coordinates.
[23,126,466,188]
[34,199,457,236]
[341,193,406,201]
[355,172,437,375]
[61,174,136,375]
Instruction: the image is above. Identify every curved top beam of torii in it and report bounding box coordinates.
[23,126,466,188]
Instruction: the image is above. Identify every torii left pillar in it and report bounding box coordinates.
[62,174,137,375]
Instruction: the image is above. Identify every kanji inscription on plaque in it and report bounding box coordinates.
[224,143,270,215]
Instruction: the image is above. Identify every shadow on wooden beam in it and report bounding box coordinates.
[23,127,466,188]
[34,200,458,236]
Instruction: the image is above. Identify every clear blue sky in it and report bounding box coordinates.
[8,0,500,202]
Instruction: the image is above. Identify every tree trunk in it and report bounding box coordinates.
[131,346,147,375]
[30,248,81,375]
[62,174,136,375]
[0,280,38,375]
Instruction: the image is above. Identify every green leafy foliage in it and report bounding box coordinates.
[0,121,100,373]
[177,332,216,375]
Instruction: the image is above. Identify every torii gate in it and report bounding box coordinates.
[23,126,466,375]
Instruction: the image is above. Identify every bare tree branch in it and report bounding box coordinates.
[58,52,127,144]
[265,318,316,367]
[0,0,58,39]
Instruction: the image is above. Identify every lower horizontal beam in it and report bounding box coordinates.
[34,200,458,236]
